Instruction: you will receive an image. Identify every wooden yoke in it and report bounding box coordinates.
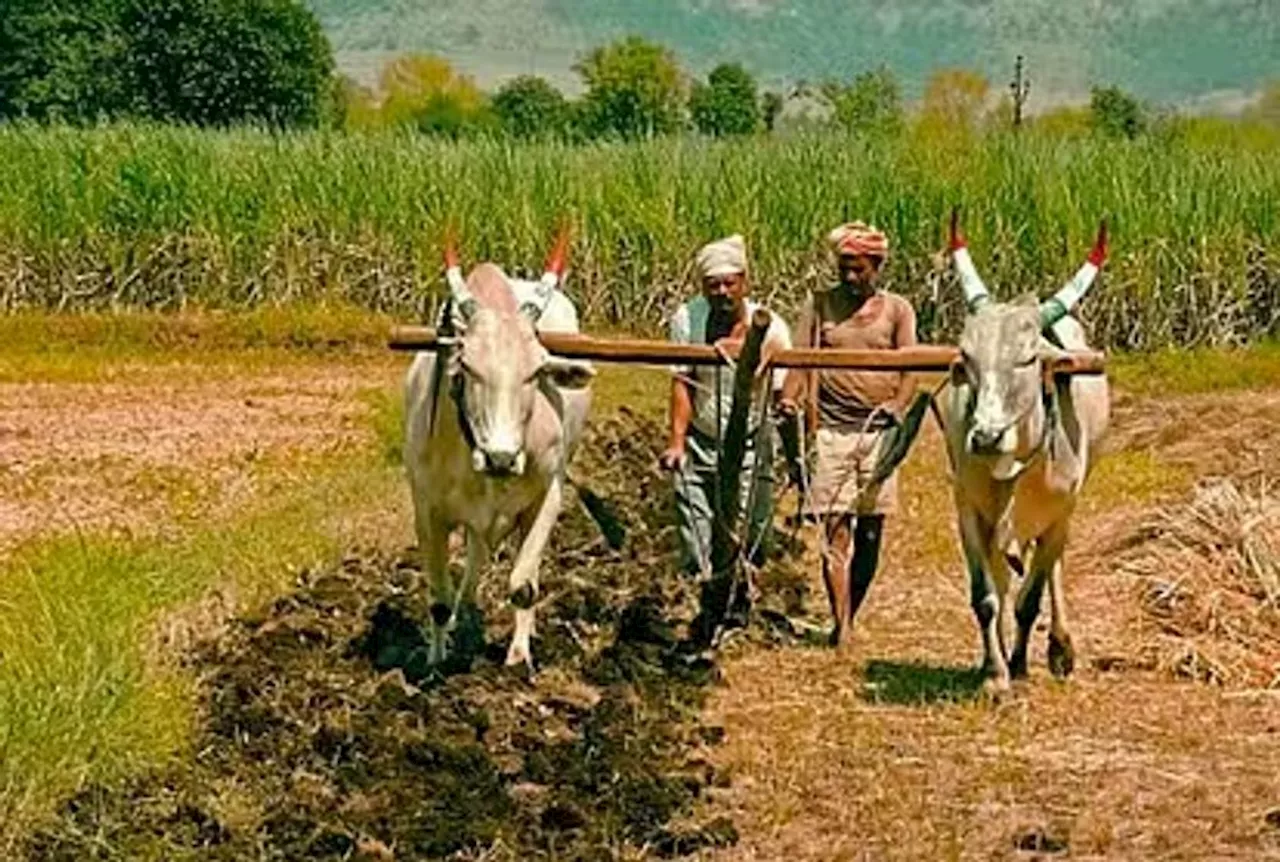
[388,325,1107,375]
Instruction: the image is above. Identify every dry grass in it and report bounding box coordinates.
[1120,479,1280,688]
[0,340,412,849]
[700,383,1280,861]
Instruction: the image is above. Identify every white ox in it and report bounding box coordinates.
[403,231,592,669]
[942,214,1111,694]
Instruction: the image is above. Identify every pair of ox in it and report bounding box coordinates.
[403,217,1112,690]
[402,230,592,669]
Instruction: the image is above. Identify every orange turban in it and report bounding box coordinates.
[828,221,889,259]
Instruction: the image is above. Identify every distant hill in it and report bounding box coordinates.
[308,0,1279,111]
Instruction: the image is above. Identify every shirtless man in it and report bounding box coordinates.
[779,221,917,648]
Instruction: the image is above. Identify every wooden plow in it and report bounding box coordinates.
[390,312,1106,647]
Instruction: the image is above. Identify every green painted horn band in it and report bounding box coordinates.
[1039,298,1068,329]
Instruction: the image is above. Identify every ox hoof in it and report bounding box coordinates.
[1048,633,1076,679]
[505,640,535,672]
[1009,645,1030,680]
[981,674,1012,701]
[426,629,451,667]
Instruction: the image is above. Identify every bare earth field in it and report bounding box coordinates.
[0,356,402,551]
[4,349,1280,859]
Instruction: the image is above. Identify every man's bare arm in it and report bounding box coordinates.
[891,299,919,417]
[660,376,694,470]
[778,296,814,412]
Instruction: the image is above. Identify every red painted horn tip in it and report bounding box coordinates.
[949,208,968,251]
[545,224,572,275]
[1088,220,1108,267]
[443,224,460,270]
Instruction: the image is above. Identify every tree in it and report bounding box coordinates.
[920,68,990,133]
[0,0,336,126]
[826,66,902,135]
[689,62,760,136]
[492,75,569,139]
[122,0,334,127]
[1247,79,1280,127]
[1090,85,1146,139]
[375,54,492,136]
[760,90,783,132]
[574,36,685,139]
[333,74,377,130]
[0,0,133,122]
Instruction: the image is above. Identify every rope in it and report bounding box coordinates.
[739,381,776,577]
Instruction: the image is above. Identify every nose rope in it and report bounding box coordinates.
[449,370,481,454]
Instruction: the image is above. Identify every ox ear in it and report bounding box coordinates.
[543,357,595,390]
[949,208,991,311]
[1041,220,1108,329]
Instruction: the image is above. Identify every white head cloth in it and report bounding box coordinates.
[696,234,748,279]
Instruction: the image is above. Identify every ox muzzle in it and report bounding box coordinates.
[473,446,527,477]
[967,423,1014,456]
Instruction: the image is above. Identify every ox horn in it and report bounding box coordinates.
[949,208,990,311]
[442,225,477,318]
[540,221,571,290]
[1040,220,1108,329]
[521,222,572,322]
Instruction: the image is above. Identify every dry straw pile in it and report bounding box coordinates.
[1122,479,1280,688]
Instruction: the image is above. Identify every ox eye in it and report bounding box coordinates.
[1016,356,1037,368]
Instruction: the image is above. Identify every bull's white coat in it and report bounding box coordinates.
[941,232,1111,693]
[404,264,591,668]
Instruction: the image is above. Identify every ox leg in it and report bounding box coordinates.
[1044,531,1075,678]
[417,510,455,667]
[959,508,1010,693]
[1009,543,1047,680]
[1013,523,1072,679]
[505,478,564,669]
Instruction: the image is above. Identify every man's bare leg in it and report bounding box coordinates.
[822,514,855,647]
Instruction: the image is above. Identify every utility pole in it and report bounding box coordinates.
[1010,54,1030,130]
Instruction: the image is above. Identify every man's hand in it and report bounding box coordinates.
[776,396,799,416]
[659,444,686,472]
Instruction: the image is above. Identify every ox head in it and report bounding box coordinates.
[442,227,573,477]
[948,211,1107,460]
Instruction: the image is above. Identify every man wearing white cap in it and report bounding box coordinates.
[660,234,793,578]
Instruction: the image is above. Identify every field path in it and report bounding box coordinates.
[702,392,1280,861]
